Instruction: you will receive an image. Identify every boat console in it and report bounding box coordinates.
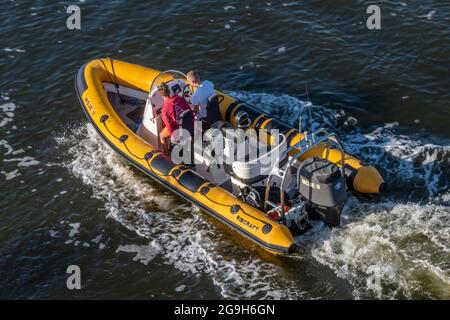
[137,70,190,149]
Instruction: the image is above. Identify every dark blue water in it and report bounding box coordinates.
[0,1,449,299]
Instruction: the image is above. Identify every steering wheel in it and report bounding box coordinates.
[182,84,193,104]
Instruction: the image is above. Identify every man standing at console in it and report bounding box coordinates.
[186,71,215,122]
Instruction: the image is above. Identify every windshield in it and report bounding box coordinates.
[149,70,188,96]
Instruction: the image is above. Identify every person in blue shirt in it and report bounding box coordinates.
[186,70,215,121]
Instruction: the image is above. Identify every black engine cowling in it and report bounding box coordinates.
[298,157,347,227]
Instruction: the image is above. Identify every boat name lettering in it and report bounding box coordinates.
[301,178,321,190]
[84,97,95,115]
[236,215,259,232]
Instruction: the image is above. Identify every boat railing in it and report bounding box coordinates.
[263,128,346,225]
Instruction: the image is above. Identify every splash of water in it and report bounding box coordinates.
[60,90,450,299]
[57,124,304,299]
[234,91,450,299]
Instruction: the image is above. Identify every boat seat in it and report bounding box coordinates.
[178,109,194,137]
[231,134,287,185]
[205,94,221,129]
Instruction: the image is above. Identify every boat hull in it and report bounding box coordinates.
[75,58,297,255]
[75,58,384,255]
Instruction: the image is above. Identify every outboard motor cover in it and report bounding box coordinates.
[298,157,347,227]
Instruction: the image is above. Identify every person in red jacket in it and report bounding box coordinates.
[158,83,192,153]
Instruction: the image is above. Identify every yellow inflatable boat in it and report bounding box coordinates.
[75,58,385,255]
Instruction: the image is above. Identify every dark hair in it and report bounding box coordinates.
[158,83,171,98]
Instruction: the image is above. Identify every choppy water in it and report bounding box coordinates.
[1,1,449,299]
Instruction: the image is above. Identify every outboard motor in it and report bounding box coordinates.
[297,157,347,227]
